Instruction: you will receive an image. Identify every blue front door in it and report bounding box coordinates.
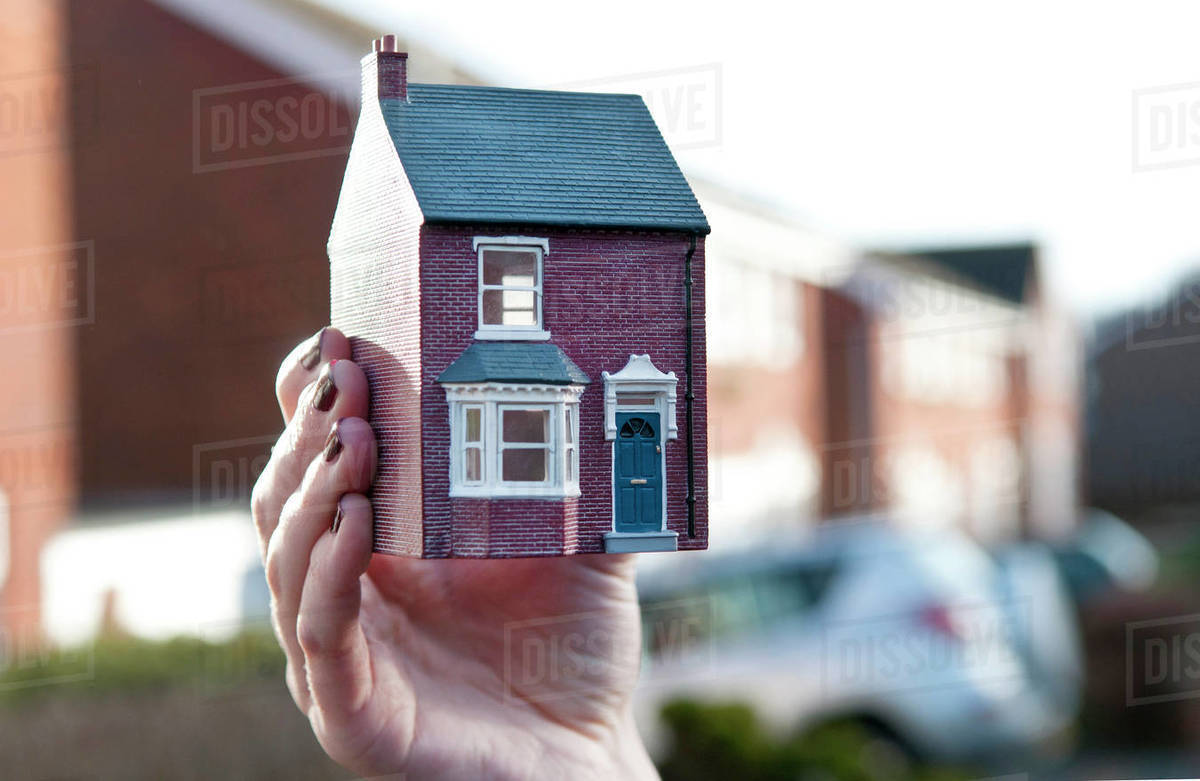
[614,412,662,533]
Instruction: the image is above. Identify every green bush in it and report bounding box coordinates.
[0,629,285,705]
[657,699,973,781]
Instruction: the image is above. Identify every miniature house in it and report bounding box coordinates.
[329,36,709,558]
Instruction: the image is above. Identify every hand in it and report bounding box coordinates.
[250,328,658,780]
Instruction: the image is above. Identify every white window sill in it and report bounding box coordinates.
[451,485,580,500]
[473,329,552,342]
[603,531,678,553]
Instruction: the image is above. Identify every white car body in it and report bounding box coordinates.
[633,519,1081,764]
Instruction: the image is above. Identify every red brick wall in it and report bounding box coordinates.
[708,280,825,451]
[67,0,352,505]
[419,226,708,557]
[329,55,424,557]
[863,309,1025,536]
[707,280,827,524]
[0,0,76,639]
[817,288,876,516]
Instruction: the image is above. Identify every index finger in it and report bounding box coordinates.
[276,327,351,423]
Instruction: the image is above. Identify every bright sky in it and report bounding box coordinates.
[332,0,1200,316]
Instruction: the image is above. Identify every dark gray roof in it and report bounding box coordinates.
[437,342,590,385]
[381,84,709,234]
[906,243,1035,304]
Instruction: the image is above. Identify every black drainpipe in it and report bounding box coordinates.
[684,233,697,538]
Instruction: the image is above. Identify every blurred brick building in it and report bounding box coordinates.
[702,193,1082,543]
[3,0,1082,642]
[832,245,1083,541]
[699,182,848,533]
[0,0,481,640]
[0,0,79,640]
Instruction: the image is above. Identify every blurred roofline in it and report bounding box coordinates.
[688,174,825,234]
[861,242,1040,308]
[146,0,488,103]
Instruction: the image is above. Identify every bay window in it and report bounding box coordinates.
[444,384,583,498]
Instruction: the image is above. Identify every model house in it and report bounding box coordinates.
[329,37,710,558]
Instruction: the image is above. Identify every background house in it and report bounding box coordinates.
[699,181,852,534]
[9,0,1086,642]
[13,0,1200,778]
[828,244,1082,542]
[704,219,1083,544]
[1088,274,1200,517]
[8,0,486,641]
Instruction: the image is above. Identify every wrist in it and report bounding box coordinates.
[590,708,658,781]
[537,707,657,781]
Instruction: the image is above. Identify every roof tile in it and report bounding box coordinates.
[381,85,710,234]
[437,342,591,385]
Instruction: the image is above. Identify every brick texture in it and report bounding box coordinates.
[329,56,424,556]
[418,226,708,558]
[332,58,709,559]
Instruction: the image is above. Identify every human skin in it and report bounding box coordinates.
[250,327,659,780]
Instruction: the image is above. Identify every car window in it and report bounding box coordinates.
[640,559,842,653]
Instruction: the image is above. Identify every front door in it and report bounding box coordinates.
[614,412,662,533]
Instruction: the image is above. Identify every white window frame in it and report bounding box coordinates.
[563,404,578,486]
[473,236,552,341]
[460,403,485,487]
[444,382,583,498]
[497,403,555,488]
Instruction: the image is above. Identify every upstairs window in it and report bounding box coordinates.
[474,237,550,340]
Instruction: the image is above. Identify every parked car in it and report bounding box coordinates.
[633,519,1081,768]
[992,540,1085,721]
[1045,508,1158,603]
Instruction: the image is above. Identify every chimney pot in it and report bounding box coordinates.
[374,34,400,53]
[368,35,408,101]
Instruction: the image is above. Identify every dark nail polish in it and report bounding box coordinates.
[323,426,343,462]
[300,329,325,371]
[331,505,344,534]
[313,370,338,412]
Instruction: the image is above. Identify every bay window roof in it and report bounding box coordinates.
[437,342,590,386]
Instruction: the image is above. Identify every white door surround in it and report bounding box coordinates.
[601,354,678,553]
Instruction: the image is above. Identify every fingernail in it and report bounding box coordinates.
[323,425,343,462]
[300,328,326,371]
[331,504,344,534]
[313,365,338,412]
